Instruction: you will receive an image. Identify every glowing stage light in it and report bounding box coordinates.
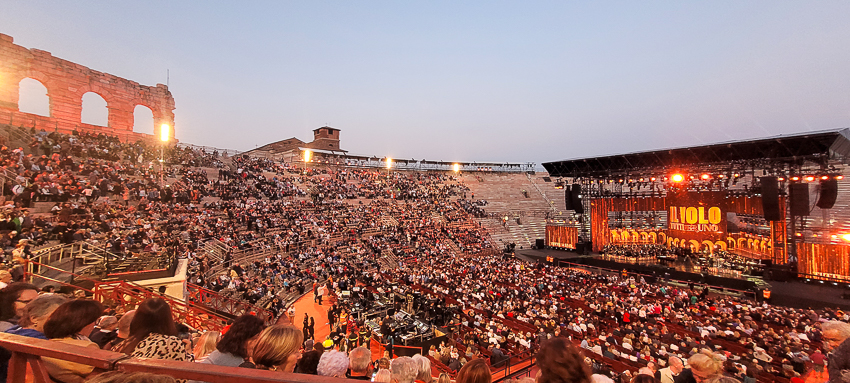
[701,174,710,180]
[842,233,850,242]
[671,174,684,183]
[837,175,845,180]
[821,175,830,180]
[805,176,815,182]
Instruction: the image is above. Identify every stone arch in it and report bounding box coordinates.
[132,105,155,135]
[17,78,50,117]
[81,92,108,127]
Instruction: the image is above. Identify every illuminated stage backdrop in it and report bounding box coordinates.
[665,191,727,253]
[589,193,787,264]
[545,226,578,249]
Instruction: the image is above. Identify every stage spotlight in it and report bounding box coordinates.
[837,175,845,180]
[778,177,785,181]
[842,233,850,242]
[733,173,740,178]
[671,174,684,182]
[790,176,800,181]
[701,174,710,180]
[650,177,656,181]
[821,175,829,180]
[718,174,725,178]
[805,176,815,182]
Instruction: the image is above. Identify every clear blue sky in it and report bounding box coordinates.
[2,1,849,164]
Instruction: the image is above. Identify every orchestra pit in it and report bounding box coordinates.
[1,33,850,383]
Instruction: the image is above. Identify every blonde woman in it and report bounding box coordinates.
[251,325,304,372]
[684,351,723,383]
[437,372,452,383]
[193,331,221,361]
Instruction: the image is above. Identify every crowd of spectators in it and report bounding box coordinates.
[0,127,848,382]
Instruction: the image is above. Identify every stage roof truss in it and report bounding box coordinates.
[543,128,850,178]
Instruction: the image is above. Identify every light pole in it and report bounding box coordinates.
[160,124,170,185]
[386,157,392,175]
[303,149,312,174]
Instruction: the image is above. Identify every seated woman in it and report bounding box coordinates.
[113,298,190,362]
[195,314,265,367]
[536,337,591,383]
[42,299,104,383]
[192,331,221,361]
[0,282,39,331]
[0,293,68,381]
[251,325,304,372]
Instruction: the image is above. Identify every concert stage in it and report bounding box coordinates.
[542,129,850,285]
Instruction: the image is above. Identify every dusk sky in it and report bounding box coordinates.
[2,1,849,165]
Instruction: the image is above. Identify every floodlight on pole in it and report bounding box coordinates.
[303,149,312,174]
[453,163,460,173]
[159,124,170,186]
[160,124,170,142]
[386,157,392,169]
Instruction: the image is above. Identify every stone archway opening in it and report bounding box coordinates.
[18,78,50,117]
[81,92,108,127]
[133,105,155,135]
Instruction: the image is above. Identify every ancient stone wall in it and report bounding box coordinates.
[0,34,175,142]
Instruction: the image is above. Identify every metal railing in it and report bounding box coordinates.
[26,241,122,278]
[93,280,231,332]
[186,283,276,325]
[526,172,559,217]
[0,332,353,383]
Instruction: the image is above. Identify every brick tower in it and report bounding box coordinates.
[310,126,341,150]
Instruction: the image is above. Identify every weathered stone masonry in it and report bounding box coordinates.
[0,33,175,141]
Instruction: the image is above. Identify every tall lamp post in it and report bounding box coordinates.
[303,149,312,174]
[160,124,170,185]
[386,157,392,175]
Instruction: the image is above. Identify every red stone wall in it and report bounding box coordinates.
[0,34,175,142]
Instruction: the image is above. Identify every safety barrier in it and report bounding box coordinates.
[0,332,353,383]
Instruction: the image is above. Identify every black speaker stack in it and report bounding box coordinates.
[570,184,584,214]
[564,185,573,210]
[817,179,838,209]
[760,176,781,221]
[789,183,809,216]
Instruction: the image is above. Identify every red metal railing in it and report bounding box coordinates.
[186,283,276,325]
[93,280,230,332]
[0,332,353,383]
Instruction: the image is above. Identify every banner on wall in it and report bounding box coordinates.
[666,191,727,244]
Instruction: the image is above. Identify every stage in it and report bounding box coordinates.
[514,248,850,310]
